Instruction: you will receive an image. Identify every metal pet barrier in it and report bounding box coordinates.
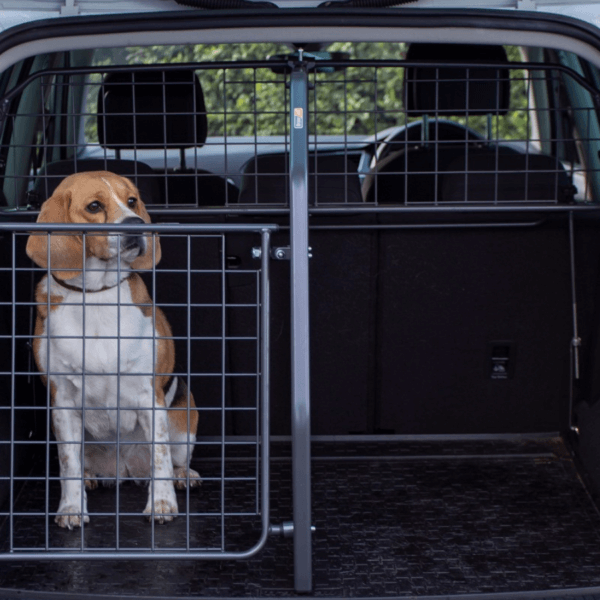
[0,45,600,591]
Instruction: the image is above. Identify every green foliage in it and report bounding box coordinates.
[124,43,291,137]
[86,42,531,142]
[309,42,408,136]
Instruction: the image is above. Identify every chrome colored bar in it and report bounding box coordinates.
[289,59,313,593]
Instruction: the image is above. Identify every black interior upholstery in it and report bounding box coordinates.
[442,151,576,203]
[365,43,573,205]
[36,69,236,206]
[33,159,160,204]
[97,70,207,151]
[404,43,511,116]
[363,143,516,204]
[238,153,362,205]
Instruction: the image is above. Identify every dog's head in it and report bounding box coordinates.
[26,171,161,280]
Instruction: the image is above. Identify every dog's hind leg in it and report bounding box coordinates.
[166,378,201,489]
[139,384,178,524]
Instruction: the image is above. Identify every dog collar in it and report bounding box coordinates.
[51,273,132,293]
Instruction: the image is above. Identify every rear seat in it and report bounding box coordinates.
[238,152,362,205]
[441,151,575,203]
[98,69,237,206]
[364,43,574,205]
[35,69,236,206]
[33,158,160,204]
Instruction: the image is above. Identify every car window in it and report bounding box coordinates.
[0,41,597,208]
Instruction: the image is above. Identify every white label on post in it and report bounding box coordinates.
[294,108,304,129]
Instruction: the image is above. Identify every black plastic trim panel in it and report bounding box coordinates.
[0,588,600,600]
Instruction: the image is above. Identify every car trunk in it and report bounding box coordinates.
[1,7,600,599]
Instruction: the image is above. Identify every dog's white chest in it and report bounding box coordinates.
[43,281,155,374]
[38,277,157,436]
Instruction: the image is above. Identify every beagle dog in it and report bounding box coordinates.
[26,171,200,529]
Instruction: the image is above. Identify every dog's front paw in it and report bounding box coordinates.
[144,498,178,524]
[55,506,90,530]
[173,466,202,490]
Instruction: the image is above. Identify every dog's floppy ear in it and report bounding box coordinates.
[26,190,84,280]
[131,198,161,270]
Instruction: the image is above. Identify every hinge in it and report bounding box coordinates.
[269,522,316,539]
[272,246,291,261]
[269,522,295,539]
[60,0,80,16]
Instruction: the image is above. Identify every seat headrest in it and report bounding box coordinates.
[404,44,510,116]
[97,69,207,150]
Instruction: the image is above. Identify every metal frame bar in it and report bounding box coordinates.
[289,58,313,593]
[1,60,597,103]
[5,205,600,220]
[569,210,581,432]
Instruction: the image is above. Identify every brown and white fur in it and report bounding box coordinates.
[26,171,200,529]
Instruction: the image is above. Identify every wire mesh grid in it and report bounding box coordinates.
[0,222,273,558]
[0,55,597,212]
[0,43,597,562]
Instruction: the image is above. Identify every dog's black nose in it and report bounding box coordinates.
[122,216,145,226]
[121,217,146,254]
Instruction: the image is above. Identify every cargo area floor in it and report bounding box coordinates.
[1,437,600,598]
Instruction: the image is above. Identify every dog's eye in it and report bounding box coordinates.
[86,201,102,213]
[127,197,137,208]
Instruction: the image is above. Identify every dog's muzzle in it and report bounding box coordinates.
[120,216,146,255]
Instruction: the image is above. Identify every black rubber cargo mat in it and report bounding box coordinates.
[2,437,600,598]
[1,464,260,555]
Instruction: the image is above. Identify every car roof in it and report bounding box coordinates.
[1,0,600,29]
[3,0,600,75]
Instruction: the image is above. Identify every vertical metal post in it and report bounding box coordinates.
[261,228,272,539]
[569,211,581,433]
[289,58,312,592]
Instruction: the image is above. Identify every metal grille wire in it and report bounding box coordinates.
[0,222,273,558]
[0,57,596,213]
